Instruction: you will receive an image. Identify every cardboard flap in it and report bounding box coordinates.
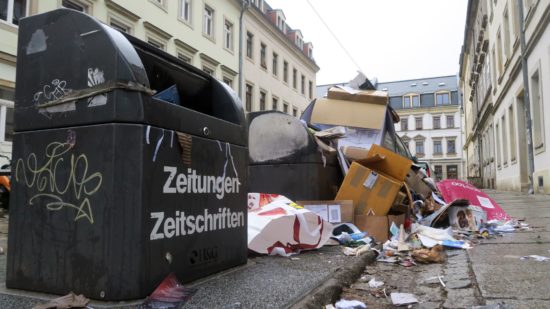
[311,98,386,130]
[356,144,412,181]
[327,87,388,105]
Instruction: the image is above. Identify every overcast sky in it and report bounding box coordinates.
[266,0,469,85]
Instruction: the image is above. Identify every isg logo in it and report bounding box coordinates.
[189,247,218,265]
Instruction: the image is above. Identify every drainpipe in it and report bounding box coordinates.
[238,0,250,99]
[517,0,535,194]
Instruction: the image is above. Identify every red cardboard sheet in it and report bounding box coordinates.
[436,180,510,221]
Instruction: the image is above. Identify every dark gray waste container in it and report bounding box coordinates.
[248,111,341,201]
[7,9,248,301]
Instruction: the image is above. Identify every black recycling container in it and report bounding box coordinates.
[7,9,248,300]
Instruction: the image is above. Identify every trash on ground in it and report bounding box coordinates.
[520,255,550,261]
[138,273,197,309]
[368,278,384,288]
[343,244,372,256]
[442,240,473,249]
[390,292,419,306]
[411,245,445,264]
[33,292,90,309]
[334,299,367,309]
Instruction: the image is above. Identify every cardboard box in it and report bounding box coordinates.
[356,144,412,181]
[353,214,405,242]
[342,145,370,161]
[327,87,388,105]
[298,200,354,224]
[311,98,386,130]
[335,162,402,216]
[405,169,433,196]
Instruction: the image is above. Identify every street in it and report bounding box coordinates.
[339,190,550,309]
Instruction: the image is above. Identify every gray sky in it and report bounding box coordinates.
[267,0,469,85]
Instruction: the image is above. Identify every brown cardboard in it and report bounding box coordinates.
[298,200,354,223]
[310,98,386,130]
[353,213,405,242]
[405,169,433,196]
[356,144,412,181]
[335,162,402,216]
[327,87,388,105]
[342,145,370,161]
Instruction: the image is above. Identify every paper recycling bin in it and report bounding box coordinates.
[248,111,341,201]
[7,9,248,300]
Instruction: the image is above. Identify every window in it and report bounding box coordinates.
[260,43,267,68]
[509,104,516,161]
[272,52,278,76]
[245,84,253,112]
[292,68,297,89]
[61,0,86,13]
[246,32,253,59]
[180,0,191,23]
[283,61,289,83]
[503,8,511,61]
[0,86,14,142]
[301,75,305,95]
[203,5,214,37]
[223,77,233,88]
[491,47,497,87]
[496,122,502,167]
[4,106,13,142]
[259,90,266,111]
[501,115,508,164]
[178,53,192,63]
[496,30,503,77]
[415,117,423,130]
[531,70,545,149]
[433,140,442,154]
[202,65,214,76]
[447,139,456,154]
[147,38,165,50]
[446,115,455,128]
[415,140,424,155]
[293,107,298,117]
[400,118,408,131]
[272,96,278,110]
[110,19,131,33]
[434,165,443,181]
[433,116,441,129]
[436,93,450,105]
[447,165,458,179]
[308,81,313,99]
[403,94,419,108]
[224,20,233,50]
[283,102,289,113]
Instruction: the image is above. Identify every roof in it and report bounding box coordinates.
[376,75,458,96]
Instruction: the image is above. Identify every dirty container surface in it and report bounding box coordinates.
[7,9,248,301]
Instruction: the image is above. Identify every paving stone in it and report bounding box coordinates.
[418,301,443,309]
[444,278,472,289]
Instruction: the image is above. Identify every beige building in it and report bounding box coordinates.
[0,0,317,162]
[242,1,319,116]
[460,0,550,193]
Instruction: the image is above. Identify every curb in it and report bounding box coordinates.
[288,251,377,309]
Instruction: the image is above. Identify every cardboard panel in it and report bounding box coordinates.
[353,214,405,242]
[311,98,386,130]
[327,87,388,105]
[298,200,354,223]
[356,144,412,181]
[335,162,401,216]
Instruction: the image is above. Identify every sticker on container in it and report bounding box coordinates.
[363,172,379,189]
[477,196,495,209]
[328,204,342,223]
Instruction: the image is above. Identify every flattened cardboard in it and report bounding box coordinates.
[335,162,401,216]
[342,145,370,161]
[298,200,354,224]
[356,144,412,181]
[311,98,386,130]
[353,214,405,242]
[405,169,433,196]
[327,87,388,105]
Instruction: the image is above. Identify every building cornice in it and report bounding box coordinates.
[143,21,172,40]
[106,0,141,21]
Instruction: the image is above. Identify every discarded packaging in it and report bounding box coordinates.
[368,278,384,288]
[448,205,487,231]
[442,240,473,249]
[33,292,90,309]
[390,292,419,306]
[520,255,550,261]
[343,244,372,256]
[247,194,334,256]
[138,273,197,309]
[334,299,367,309]
[411,245,445,264]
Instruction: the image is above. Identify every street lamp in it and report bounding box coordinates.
[238,0,250,100]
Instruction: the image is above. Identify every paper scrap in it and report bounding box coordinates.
[390,292,418,306]
[520,255,550,261]
[368,278,384,288]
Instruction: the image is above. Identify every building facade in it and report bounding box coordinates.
[242,1,318,116]
[0,0,317,162]
[380,76,464,181]
[460,0,550,193]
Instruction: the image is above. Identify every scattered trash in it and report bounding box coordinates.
[138,273,197,309]
[442,240,473,249]
[411,245,445,264]
[368,278,384,288]
[390,292,418,306]
[520,255,550,261]
[343,244,372,256]
[334,299,367,309]
[33,292,90,309]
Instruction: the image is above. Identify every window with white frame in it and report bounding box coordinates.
[147,37,165,50]
[109,18,131,33]
[272,52,278,76]
[203,5,214,37]
[246,32,253,59]
[433,140,442,154]
[433,116,441,129]
[403,94,420,108]
[61,0,88,13]
[436,92,450,105]
[272,96,278,110]
[531,69,545,149]
[259,90,266,110]
[0,86,14,142]
[509,104,517,161]
[415,140,424,155]
[222,76,233,89]
[501,115,508,163]
[224,19,233,51]
[179,0,191,23]
[447,139,456,154]
[1,0,27,25]
[400,118,408,131]
[446,115,455,128]
[260,43,267,68]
